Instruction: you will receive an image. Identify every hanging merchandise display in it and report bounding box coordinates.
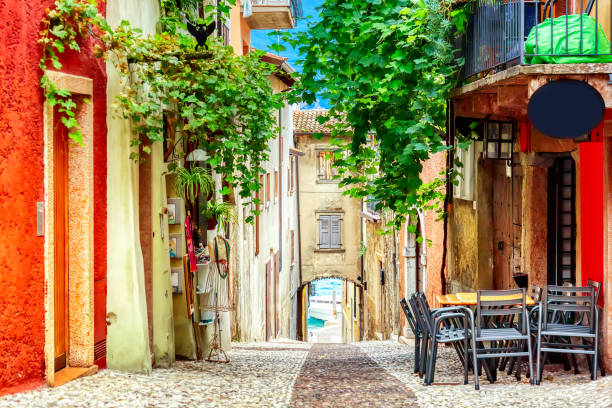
[200,235,234,363]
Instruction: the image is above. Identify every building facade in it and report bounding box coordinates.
[443,1,612,370]
[0,0,108,393]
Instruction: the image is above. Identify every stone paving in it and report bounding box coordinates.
[0,340,610,407]
[359,340,612,408]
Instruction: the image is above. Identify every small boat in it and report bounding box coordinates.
[308,293,342,322]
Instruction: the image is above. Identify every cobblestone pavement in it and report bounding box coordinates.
[1,340,610,408]
[359,341,612,408]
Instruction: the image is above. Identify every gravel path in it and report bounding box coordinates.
[0,340,609,407]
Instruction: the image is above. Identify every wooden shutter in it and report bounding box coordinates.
[319,215,330,248]
[291,230,295,264]
[274,171,278,198]
[330,215,341,248]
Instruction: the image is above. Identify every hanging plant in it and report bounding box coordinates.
[201,201,237,232]
[173,166,215,203]
[38,0,281,215]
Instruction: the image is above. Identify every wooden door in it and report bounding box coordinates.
[493,162,512,290]
[54,111,69,371]
[265,260,272,341]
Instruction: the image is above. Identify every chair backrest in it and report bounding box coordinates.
[530,285,543,303]
[543,285,595,331]
[588,279,602,305]
[414,292,435,334]
[476,288,526,331]
[408,294,428,335]
[400,298,419,336]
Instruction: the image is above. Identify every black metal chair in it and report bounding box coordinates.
[471,288,534,390]
[587,279,606,377]
[536,285,599,384]
[400,297,422,374]
[414,292,472,386]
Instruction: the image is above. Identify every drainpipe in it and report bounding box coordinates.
[440,100,455,295]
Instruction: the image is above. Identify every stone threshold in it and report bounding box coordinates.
[53,365,98,387]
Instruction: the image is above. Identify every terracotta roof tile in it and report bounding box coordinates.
[293,109,339,134]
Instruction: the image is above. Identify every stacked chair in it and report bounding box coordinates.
[401,293,472,386]
[536,285,600,383]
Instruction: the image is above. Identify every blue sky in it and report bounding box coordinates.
[250,0,324,76]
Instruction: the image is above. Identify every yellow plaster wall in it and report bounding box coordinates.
[105,0,160,374]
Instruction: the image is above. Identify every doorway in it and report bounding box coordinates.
[547,157,576,286]
[53,109,69,372]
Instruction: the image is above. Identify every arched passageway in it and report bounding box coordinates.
[299,277,363,344]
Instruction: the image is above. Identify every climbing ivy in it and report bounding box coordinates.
[275,0,468,229]
[39,0,284,213]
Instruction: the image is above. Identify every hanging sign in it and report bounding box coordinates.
[527,79,604,139]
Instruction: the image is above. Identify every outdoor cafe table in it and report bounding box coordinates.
[437,292,535,306]
[436,292,535,382]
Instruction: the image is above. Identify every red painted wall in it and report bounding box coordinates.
[0,1,106,393]
[580,142,604,306]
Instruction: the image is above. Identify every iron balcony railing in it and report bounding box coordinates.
[251,0,304,18]
[461,0,612,80]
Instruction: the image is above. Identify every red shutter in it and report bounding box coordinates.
[319,215,330,248]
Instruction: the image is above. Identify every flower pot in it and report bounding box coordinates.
[206,217,218,230]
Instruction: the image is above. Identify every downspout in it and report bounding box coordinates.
[278,108,283,274]
[440,100,455,295]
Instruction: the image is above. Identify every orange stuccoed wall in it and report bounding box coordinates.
[0,1,107,394]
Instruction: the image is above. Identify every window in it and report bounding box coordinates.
[319,214,342,249]
[453,140,475,201]
[317,150,338,181]
[265,172,271,205]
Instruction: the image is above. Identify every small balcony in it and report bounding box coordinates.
[243,0,303,30]
[460,0,612,81]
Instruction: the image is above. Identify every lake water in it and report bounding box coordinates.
[311,277,343,297]
[307,278,343,331]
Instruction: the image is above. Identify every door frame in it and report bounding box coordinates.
[43,71,96,385]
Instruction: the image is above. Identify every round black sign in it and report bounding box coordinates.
[527,79,604,139]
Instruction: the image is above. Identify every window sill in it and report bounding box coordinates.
[316,179,340,184]
[314,248,345,253]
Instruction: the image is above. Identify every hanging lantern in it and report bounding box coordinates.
[484,121,513,160]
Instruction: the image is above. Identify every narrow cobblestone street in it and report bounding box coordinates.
[1,340,611,408]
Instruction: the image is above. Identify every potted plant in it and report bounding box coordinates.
[173,166,214,203]
[201,201,237,232]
